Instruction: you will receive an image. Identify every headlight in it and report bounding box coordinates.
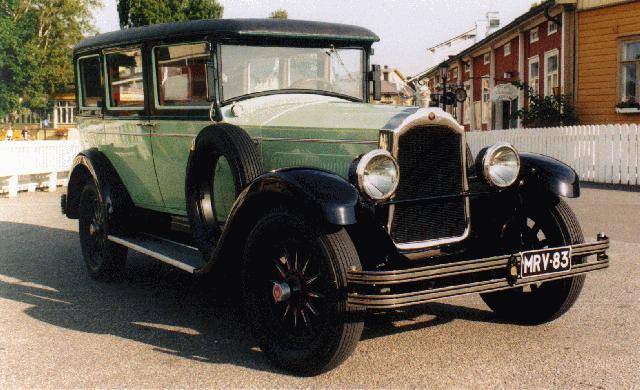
[480,143,520,188]
[355,150,399,201]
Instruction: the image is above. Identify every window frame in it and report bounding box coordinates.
[504,42,511,57]
[151,41,212,110]
[76,54,104,110]
[618,37,640,103]
[463,81,471,125]
[103,46,147,111]
[481,76,490,125]
[530,27,539,43]
[548,20,558,35]
[528,55,540,95]
[483,52,490,65]
[544,49,560,97]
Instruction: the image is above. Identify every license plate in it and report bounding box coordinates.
[520,246,572,278]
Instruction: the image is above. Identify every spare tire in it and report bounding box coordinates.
[186,124,263,258]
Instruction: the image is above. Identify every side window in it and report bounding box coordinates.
[154,42,210,107]
[78,56,103,108]
[105,48,145,109]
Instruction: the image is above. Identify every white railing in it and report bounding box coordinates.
[467,124,640,186]
[0,140,82,196]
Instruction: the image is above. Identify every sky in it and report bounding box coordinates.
[93,0,537,76]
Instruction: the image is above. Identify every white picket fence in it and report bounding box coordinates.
[0,140,82,196]
[467,124,640,186]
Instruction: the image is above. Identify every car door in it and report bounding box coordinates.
[148,41,213,214]
[100,46,164,209]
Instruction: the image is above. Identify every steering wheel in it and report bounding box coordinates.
[289,78,334,90]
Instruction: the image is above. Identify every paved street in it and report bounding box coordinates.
[1,188,638,388]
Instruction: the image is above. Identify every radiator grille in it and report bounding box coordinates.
[390,126,467,244]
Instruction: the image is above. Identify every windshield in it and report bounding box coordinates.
[220,45,364,101]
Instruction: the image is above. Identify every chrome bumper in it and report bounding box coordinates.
[347,234,610,309]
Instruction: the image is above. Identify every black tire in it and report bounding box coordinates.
[187,124,263,258]
[241,208,363,375]
[78,183,127,281]
[481,198,585,324]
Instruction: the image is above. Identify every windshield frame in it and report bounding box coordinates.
[215,41,369,104]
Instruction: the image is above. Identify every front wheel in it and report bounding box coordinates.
[242,208,363,375]
[481,198,586,324]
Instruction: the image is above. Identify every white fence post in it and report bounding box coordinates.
[467,123,640,187]
[8,175,18,197]
[48,171,58,192]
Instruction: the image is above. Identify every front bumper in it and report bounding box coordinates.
[347,234,610,310]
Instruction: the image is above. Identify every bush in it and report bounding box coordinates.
[512,81,578,127]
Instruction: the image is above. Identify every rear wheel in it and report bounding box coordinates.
[481,198,585,324]
[78,183,127,281]
[242,208,363,375]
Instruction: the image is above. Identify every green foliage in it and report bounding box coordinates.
[269,9,288,19]
[512,81,578,128]
[117,0,223,28]
[0,0,100,117]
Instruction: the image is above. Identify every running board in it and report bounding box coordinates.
[108,233,204,273]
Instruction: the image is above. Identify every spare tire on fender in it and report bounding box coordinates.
[186,124,264,258]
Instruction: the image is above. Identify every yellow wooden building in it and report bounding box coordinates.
[576,0,640,123]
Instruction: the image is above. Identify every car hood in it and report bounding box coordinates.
[223,94,415,140]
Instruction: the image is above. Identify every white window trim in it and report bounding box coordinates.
[530,27,539,43]
[464,62,471,73]
[483,52,490,65]
[548,20,558,35]
[544,49,560,97]
[481,76,491,125]
[76,54,103,110]
[619,39,640,102]
[504,42,511,57]
[463,81,471,125]
[151,41,211,110]
[528,55,540,94]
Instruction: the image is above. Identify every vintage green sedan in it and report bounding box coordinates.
[62,19,610,375]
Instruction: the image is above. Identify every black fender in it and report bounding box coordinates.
[196,168,359,273]
[519,152,580,198]
[64,149,133,226]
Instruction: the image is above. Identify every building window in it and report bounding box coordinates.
[463,82,471,125]
[464,61,471,73]
[530,27,539,43]
[153,42,210,108]
[528,56,540,95]
[105,48,145,108]
[548,20,558,35]
[544,49,559,97]
[483,53,490,65]
[77,55,103,108]
[504,42,511,57]
[482,77,490,124]
[620,39,640,103]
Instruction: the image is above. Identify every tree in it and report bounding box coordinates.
[512,81,578,127]
[269,8,288,19]
[0,0,101,117]
[117,0,223,29]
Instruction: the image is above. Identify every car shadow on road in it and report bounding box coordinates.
[0,221,502,373]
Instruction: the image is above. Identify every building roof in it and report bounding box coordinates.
[75,18,380,53]
[414,0,557,81]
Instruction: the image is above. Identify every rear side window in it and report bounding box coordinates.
[78,56,103,108]
[153,42,210,107]
[105,48,145,109]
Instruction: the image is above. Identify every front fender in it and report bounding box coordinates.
[238,168,359,225]
[519,152,580,198]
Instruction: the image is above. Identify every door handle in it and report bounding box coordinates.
[139,121,157,131]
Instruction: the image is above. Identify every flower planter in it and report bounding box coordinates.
[615,107,640,114]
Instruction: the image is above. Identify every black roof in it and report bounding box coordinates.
[74,18,380,53]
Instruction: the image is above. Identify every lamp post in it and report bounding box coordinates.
[438,63,450,111]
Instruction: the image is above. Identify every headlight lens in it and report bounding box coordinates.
[482,143,520,188]
[356,150,399,201]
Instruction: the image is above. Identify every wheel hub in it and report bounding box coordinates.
[272,281,292,303]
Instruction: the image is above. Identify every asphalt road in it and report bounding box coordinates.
[1,188,638,388]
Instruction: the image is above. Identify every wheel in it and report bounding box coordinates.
[241,208,363,375]
[78,183,127,281]
[187,124,263,258]
[481,198,585,324]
